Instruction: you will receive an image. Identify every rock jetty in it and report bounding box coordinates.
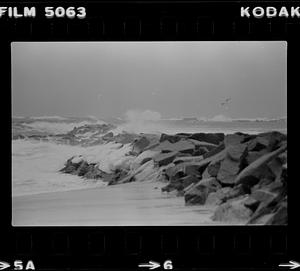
[59,129,287,225]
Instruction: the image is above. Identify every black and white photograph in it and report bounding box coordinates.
[12,41,287,226]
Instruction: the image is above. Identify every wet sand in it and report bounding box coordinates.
[12,181,219,226]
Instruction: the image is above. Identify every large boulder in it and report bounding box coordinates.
[243,197,260,212]
[193,146,209,156]
[160,133,183,143]
[251,179,284,199]
[184,164,202,177]
[251,165,276,183]
[173,155,204,164]
[60,156,83,174]
[83,165,105,179]
[257,131,287,151]
[60,158,110,180]
[172,140,195,154]
[265,180,284,193]
[203,143,225,159]
[251,189,279,203]
[265,201,287,225]
[144,142,160,151]
[206,187,233,205]
[247,136,269,151]
[235,143,287,186]
[163,161,204,182]
[162,175,199,193]
[153,151,178,166]
[179,182,197,196]
[268,157,284,181]
[152,141,175,152]
[184,177,221,205]
[131,150,159,170]
[76,161,90,176]
[224,134,246,147]
[106,168,129,185]
[109,173,135,185]
[180,175,200,189]
[132,136,150,154]
[221,184,249,202]
[152,140,195,154]
[246,150,268,165]
[188,133,224,145]
[202,158,223,179]
[211,196,253,223]
[134,160,159,182]
[216,143,248,184]
[247,203,287,225]
[109,160,159,185]
[226,144,248,162]
[251,178,273,192]
[163,163,182,180]
[188,139,217,151]
[174,146,226,168]
[240,134,257,143]
[163,162,200,181]
[247,198,287,225]
[247,186,287,225]
[278,151,287,165]
[217,158,241,184]
[60,156,77,174]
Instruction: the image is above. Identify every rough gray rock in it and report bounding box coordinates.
[211,196,253,222]
[203,143,225,159]
[224,134,245,147]
[246,150,268,165]
[60,158,109,180]
[162,175,199,193]
[251,189,279,203]
[265,201,287,225]
[153,151,178,167]
[132,136,150,154]
[235,143,287,185]
[217,158,241,184]
[152,140,195,154]
[184,177,221,205]
[160,133,183,143]
[248,136,269,151]
[188,133,225,145]
[226,144,248,162]
[206,187,232,205]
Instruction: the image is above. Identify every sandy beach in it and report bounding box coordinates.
[12,181,218,226]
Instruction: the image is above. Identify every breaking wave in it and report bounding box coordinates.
[12,140,107,196]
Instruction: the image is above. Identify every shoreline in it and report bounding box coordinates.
[12,181,221,226]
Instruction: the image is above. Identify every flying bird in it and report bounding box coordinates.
[221,97,231,106]
[221,97,232,109]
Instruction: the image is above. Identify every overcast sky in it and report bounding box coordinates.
[12,41,287,120]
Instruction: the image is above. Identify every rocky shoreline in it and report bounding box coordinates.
[58,126,287,225]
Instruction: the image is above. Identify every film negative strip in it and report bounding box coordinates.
[0,1,299,271]
[0,3,299,40]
